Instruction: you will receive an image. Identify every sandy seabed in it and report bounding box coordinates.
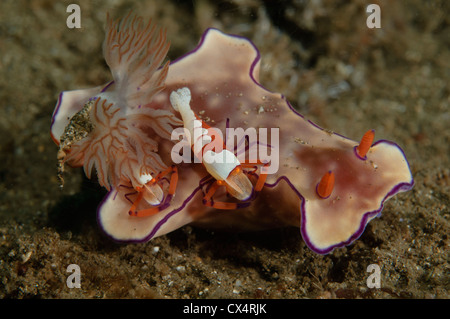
[0,0,448,299]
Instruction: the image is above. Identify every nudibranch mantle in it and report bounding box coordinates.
[51,20,414,254]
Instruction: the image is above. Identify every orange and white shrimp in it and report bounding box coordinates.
[170,87,267,209]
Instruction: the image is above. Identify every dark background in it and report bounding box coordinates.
[0,0,448,298]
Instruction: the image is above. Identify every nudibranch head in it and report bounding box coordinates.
[51,14,414,254]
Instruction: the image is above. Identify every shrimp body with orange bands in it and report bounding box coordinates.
[169,87,268,210]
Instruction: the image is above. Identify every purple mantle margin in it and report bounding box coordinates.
[95,28,414,254]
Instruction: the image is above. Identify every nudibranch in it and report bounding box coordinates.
[51,13,414,254]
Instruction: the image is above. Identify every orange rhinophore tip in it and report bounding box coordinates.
[316,171,335,199]
[356,129,375,159]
